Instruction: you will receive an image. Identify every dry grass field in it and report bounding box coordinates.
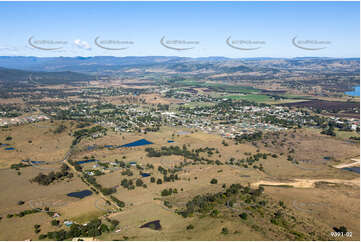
[0,121,73,168]
[0,123,359,240]
[259,128,359,164]
[264,184,360,240]
[0,162,105,240]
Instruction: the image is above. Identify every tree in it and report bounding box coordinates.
[239,213,248,220]
[100,224,109,233]
[210,178,218,184]
[136,178,144,187]
[161,188,173,196]
[110,196,125,208]
[150,177,155,183]
[34,224,41,234]
[222,140,228,146]
[51,220,60,226]
[38,234,47,240]
[157,178,162,184]
[221,227,229,234]
[186,224,194,230]
[211,209,219,217]
[279,201,285,208]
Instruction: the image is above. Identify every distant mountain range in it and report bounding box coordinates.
[0,56,359,74]
[0,56,359,88]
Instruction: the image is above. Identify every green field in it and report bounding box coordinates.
[223,94,273,103]
[174,81,258,94]
[335,129,360,140]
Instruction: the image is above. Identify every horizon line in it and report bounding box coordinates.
[0,55,360,59]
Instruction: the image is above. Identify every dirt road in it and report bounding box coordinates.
[333,159,360,168]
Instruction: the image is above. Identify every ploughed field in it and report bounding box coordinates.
[283,99,360,118]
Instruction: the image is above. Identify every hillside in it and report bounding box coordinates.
[0,67,94,86]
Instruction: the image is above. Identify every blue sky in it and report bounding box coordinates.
[0,1,359,57]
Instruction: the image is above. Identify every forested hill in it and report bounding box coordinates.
[0,67,93,86]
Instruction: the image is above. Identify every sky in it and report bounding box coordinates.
[0,1,359,58]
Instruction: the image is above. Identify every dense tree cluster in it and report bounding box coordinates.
[321,126,336,136]
[161,188,177,196]
[177,184,264,218]
[121,169,133,176]
[32,164,73,185]
[235,131,263,142]
[120,178,135,190]
[83,174,116,195]
[145,145,216,163]
[7,208,40,218]
[10,162,31,170]
[110,196,125,208]
[40,219,111,241]
[73,125,106,138]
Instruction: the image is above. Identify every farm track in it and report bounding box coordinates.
[63,157,120,211]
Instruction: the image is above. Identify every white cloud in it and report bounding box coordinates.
[74,39,91,50]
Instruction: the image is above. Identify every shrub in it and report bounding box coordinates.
[221,227,229,234]
[163,200,172,208]
[239,213,248,220]
[110,196,125,208]
[100,187,116,195]
[51,220,60,226]
[136,178,144,187]
[186,224,194,230]
[38,234,47,240]
[210,209,219,217]
[161,188,174,196]
[279,201,285,208]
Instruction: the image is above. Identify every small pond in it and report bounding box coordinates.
[140,220,162,230]
[118,139,153,148]
[67,190,93,199]
[342,166,360,174]
[76,159,98,165]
